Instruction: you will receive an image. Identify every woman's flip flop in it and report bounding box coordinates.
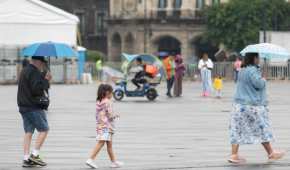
[268,151,285,162]
[228,155,246,164]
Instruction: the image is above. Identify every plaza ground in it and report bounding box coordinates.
[0,82,290,170]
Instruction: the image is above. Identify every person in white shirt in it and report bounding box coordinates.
[198,53,214,97]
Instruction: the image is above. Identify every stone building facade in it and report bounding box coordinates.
[42,0,109,54]
[107,0,228,62]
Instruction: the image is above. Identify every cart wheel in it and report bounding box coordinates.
[146,88,157,101]
[113,90,124,101]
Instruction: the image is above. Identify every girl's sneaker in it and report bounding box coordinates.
[204,92,210,97]
[110,161,124,168]
[86,159,98,169]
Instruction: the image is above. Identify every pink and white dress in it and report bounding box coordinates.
[96,98,118,141]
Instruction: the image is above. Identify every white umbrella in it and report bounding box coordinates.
[240,43,290,60]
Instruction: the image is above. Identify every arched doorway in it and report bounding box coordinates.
[111,33,122,61]
[154,36,181,55]
[190,36,219,62]
[124,33,135,54]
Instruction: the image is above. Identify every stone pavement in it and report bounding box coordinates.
[0,82,290,170]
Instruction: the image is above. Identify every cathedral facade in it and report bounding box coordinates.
[107,0,227,62]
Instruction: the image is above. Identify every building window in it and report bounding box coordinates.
[173,0,182,9]
[196,0,205,9]
[95,12,106,35]
[158,0,167,9]
[212,0,220,5]
[75,11,85,34]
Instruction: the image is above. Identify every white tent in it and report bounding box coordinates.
[0,0,79,47]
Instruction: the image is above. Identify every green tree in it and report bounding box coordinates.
[86,50,105,62]
[204,0,290,52]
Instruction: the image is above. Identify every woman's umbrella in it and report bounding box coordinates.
[240,43,290,78]
[240,43,290,60]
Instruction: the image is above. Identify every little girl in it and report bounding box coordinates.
[86,84,123,169]
[213,75,223,98]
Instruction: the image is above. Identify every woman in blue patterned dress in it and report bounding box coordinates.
[229,53,285,164]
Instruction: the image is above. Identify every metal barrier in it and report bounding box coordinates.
[83,61,290,81]
[0,46,80,84]
[0,63,18,84]
[265,63,290,80]
[1,61,289,84]
[188,62,290,81]
[0,62,78,84]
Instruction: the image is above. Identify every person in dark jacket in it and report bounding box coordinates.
[17,56,52,167]
[22,58,30,68]
[131,57,146,90]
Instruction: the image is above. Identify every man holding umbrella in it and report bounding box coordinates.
[17,56,52,167]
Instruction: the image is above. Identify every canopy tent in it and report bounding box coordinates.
[0,0,79,47]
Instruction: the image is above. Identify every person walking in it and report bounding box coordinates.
[198,53,213,97]
[233,57,242,83]
[86,84,123,169]
[174,54,186,97]
[163,55,175,97]
[228,53,285,164]
[96,59,103,81]
[17,56,51,167]
[22,58,30,68]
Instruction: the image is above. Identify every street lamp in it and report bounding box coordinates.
[262,0,267,43]
[144,0,148,53]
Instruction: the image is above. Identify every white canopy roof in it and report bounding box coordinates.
[0,0,79,46]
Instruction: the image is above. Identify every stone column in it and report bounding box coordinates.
[180,33,190,62]
[148,34,157,55]
[205,0,211,6]
[167,0,174,16]
[107,32,113,61]
[181,0,194,18]
[109,0,114,18]
[149,0,157,18]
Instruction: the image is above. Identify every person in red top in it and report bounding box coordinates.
[174,54,186,97]
[163,55,175,97]
[234,56,242,83]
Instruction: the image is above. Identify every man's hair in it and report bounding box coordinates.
[136,57,142,63]
[31,56,47,63]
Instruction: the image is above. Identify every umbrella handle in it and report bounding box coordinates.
[262,58,268,79]
[46,56,51,97]
[48,56,51,71]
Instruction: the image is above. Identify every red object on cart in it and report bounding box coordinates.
[145,64,158,77]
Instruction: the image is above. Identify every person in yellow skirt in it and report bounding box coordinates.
[213,75,223,98]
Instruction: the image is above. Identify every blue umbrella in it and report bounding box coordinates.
[21,41,77,58]
[157,51,169,57]
[240,43,290,60]
[122,53,162,64]
[122,53,139,62]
